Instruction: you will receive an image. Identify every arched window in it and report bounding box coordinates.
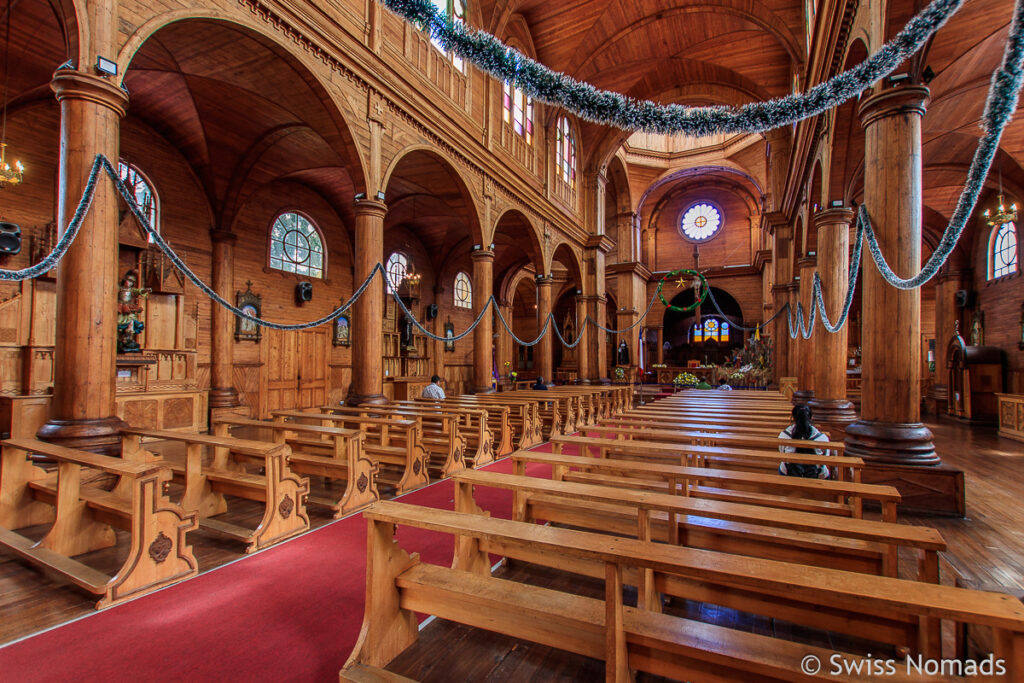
[454,271,473,309]
[503,82,534,144]
[990,222,1018,279]
[704,319,719,342]
[555,117,577,189]
[386,252,409,293]
[720,321,731,342]
[269,212,325,278]
[680,202,723,242]
[692,322,704,343]
[428,0,467,72]
[118,161,158,239]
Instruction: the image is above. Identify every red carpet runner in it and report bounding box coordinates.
[0,455,558,682]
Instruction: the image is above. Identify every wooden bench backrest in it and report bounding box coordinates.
[3,438,163,478]
[120,427,284,458]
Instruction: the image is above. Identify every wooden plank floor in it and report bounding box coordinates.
[0,417,1020,662]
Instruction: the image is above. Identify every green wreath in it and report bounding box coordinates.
[657,269,709,313]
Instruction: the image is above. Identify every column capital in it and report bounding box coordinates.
[796,255,817,269]
[353,197,388,218]
[585,234,615,253]
[812,207,855,230]
[535,275,554,287]
[51,70,129,118]
[209,229,238,245]
[858,85,929,129]
[470,248,495,263]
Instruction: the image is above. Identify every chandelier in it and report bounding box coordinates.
[0,143,24,187]
[404,270,422,287]
[983,169,1016,227]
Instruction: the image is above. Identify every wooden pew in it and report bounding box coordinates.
[592,421,846,456]
[121,427,309,553]
[548,435,901,521]
[468,466,944,581]
[349,501,1024,681]
[391,400,500,465]
[433,396,541,449]
[272,410,430,494]
[315,405,465,479]
[499,390,574,437]
[599,417,836,446]
[578,425,856,479]
[211,417,378,518]
[411,398,513,457]
[0,437,197,608]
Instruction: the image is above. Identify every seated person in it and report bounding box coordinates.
[531,376,548,391]
[421,375,446,400]
[717,378,733,391]
[777,404,831,478]
[696,379,712,390]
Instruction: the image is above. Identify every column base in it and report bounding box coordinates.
[806,398,857,432]
[208,386,240,409]
[792,390,814,406]
[37,416,129,456]
[346,393,388,407]
[471,386,496,394]
[844,419,939,465]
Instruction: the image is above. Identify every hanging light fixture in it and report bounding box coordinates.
[983,168,1016,227]
[0,0,25,188]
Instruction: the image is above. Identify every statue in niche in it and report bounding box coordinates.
[562,313,577,364]
[117,269,151,354]
[970,309,984,347]
[400,313,415,351]
[616,340,630,366]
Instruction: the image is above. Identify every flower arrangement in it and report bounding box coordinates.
[673,372,699,388]
[614,367,626,381]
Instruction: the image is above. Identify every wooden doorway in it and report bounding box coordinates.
[259,328,329,416]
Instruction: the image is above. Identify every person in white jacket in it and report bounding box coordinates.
[777,404,831,478]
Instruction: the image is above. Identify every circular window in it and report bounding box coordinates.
[680,203,723,241]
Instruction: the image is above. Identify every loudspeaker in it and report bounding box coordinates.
[426,303,439,320]
[296,281,313,304]
[954,289,973,309]
[0,222,21,255]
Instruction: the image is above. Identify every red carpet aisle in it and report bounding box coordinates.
[0,456,555,682]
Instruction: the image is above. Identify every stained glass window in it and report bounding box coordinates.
[503,82,534,144]
[269,212,324,278]
[556,117,577,189]
[454,271,473,309]
[990,222,1018,279]
[386,252,409,293]
[681,203,722,241]
[118,161,158,240]
[427,0,467,72]
[692,319,729,343]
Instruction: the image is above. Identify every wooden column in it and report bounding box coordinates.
[38,72,130,453]
[845,86,937,464]
[576,296,590,383]
[495,299,513,383]
[786,281,800,378]
[209,230,240,408]
[347,198,388,405]
[536,276,553,385]
[771,283,790,381]
[655,327,664,365]
[793,256,817,405]
[471,249,495,393]
[808,208,856,429]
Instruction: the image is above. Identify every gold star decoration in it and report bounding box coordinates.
[675,276,688,289]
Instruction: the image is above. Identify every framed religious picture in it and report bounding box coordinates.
[333,313,351,347]
[444,319,456,353]
[235,281,261,342]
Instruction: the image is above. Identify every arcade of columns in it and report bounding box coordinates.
[37,2,944,487]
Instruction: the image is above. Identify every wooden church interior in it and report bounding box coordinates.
[0,0,1024,679]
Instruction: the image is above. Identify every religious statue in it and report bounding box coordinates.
[970,309,984,346]
[117,269,151,353]
[616,340,630,366]
[400,313,415,351]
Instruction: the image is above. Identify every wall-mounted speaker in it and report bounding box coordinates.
[296,281,313,304]
[954,289,973,309]
[0,222,21,255]
[426,303,439,320]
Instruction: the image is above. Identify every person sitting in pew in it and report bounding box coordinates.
[778,404,832,478]
[531,376,548,391]
[717,378,733,391]
[421,375,446,400]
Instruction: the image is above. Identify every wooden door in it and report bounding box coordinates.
[262,329,298,416]
[297,328,328,408]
